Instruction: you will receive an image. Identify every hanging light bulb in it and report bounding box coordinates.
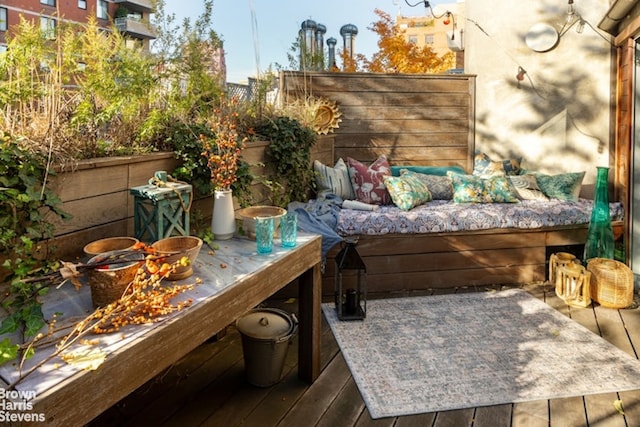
[576,19,585,34]
[443,12,451,25]
[567,0,576,18]
[516,67,526,81]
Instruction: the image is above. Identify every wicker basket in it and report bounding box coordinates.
[151,236,203,280]
[87,250,144,308]
[587,258,634,309]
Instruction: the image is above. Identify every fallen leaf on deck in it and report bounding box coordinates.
[62,348,106,371]
[614,399,625,415]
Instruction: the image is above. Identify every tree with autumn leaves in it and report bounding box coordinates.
[342,9,454,73]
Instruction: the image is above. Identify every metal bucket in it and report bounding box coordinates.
[236,308,298,387]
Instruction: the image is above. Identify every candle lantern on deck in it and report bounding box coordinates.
[334,238,367,320]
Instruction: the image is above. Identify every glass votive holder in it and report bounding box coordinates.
[255,216,274,254]
[280,211,298,248]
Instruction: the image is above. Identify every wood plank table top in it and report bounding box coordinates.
[0,233,323,426]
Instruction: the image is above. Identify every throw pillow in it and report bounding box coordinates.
[448,172,519,203]
[402,169,454,200]
[507,174,549,201]
[347,156,392,205]
[473,152,522,177]
[313,158,356,200]
[384,171,433,210]
[390,165,466,177]
[535,171,586,201]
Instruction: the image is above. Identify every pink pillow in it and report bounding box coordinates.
[347,155,392,205]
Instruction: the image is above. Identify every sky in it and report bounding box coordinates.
[165,0,453,83]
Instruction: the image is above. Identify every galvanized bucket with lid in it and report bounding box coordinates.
[236,308,298,387]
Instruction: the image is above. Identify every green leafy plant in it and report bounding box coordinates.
[255,116,317,206]
[0,132,72,357]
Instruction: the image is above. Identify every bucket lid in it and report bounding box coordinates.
[236,308,293,340]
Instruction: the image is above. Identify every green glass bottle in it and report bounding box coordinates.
[583,166,614,262]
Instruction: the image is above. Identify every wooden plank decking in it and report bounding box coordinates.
[89,282,640,427]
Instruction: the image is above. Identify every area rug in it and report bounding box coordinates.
[322,289,640,419]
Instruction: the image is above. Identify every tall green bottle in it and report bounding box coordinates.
[583,166,614,262]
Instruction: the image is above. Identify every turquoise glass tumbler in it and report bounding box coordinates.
[255,217,274,254]
[280,212,298,248]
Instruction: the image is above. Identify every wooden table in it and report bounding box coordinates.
[0,234,322,426]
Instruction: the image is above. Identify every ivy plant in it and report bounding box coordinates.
[0,132,72,359]
[255,116,317,207]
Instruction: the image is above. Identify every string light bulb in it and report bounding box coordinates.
[516,67,527,88]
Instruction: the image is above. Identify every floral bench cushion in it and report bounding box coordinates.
[336,199,624,236]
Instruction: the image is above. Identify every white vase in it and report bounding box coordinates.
[212,189,235,240]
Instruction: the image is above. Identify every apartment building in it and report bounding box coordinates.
[397,1,465,70]
[0,0,155,51]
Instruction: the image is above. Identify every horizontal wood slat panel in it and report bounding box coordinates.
[321,264,546,294]
[344,232,547,257]
[283,72,474,93]
[310,92,471,107]
[324,247,545,276]
[280,71,476,172]
[334,147,468,164]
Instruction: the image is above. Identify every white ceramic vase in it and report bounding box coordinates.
[212,189,235,240]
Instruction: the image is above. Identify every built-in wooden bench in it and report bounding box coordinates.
[322,222,624,295]
[280,71,625,295]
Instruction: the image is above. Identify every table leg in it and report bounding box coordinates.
[297,262,322,383]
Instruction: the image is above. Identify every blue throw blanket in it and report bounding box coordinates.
[288,194,344,260]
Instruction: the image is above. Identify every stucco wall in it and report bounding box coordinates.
[465,0,613,197]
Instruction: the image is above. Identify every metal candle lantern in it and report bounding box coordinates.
[334,238,367,320]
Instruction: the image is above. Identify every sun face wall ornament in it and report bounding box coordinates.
[313,99,342,135]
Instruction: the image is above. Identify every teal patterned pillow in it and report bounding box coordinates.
[390,165,466,177]
[402,169,454,200]
[535,171,585,201]
[473,152,522,177]
[448,172,519,203]
[383,171,432,210]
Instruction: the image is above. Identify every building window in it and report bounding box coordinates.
[425,34,435,45]
[40,0,55,6]
[78,0,87,10]
[0,8,7,31]
[40,16,56,40]
[97,0,108,19]
[408,35,418,45]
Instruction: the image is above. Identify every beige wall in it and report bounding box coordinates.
[465,0,612,197]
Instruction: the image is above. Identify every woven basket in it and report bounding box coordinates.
[587,258,634,309]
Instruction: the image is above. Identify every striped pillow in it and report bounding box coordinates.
[313,158,356,200]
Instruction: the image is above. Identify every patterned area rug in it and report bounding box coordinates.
[322,289,640,419]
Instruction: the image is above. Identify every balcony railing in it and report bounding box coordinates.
[112,0,153,13]
[114,17,156,39]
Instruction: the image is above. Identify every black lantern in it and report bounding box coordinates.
[334,238,367,320]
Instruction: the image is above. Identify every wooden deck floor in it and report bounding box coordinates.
[89,283,640,427]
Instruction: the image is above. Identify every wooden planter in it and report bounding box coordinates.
[46,152,180,260]
[46,137,334,261]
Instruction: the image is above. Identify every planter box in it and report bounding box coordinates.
[47,152,180,259]
[46,137,334,260]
